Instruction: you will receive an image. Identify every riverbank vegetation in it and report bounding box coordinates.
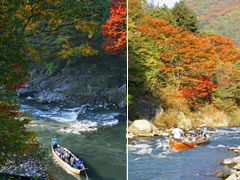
[0,0,126,172]
[128,0,240,128]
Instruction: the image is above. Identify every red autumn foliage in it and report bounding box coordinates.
[179,75,217,106]
[101,0,126,54]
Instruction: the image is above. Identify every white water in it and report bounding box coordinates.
[22,103,123,134]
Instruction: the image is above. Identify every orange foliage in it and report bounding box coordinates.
[101,0,126,54]
[137,17,240,106]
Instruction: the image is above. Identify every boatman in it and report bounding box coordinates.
[52,136,58,149]
[171,124,183,141]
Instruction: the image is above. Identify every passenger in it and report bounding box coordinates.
[65,158,69,163]
[65,152,70,159]
[202,126,208,135]
[52,136,58,149]
[70,156,75,166]
[171,124,183,141]
[183,134,190,142]
[74,160,83,169]
[61,154,65,161]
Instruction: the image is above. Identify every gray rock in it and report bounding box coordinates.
[233,157,240,164]
[128,119,161,137]
[214,171,230,178]
[234,163,240,171]
[226,173,237,180]
[221,157,234,165]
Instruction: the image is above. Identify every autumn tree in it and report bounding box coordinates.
[0,0,109,166]
[101,0,127,54]
[137,17,240,108]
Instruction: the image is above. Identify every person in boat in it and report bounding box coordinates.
[74,160,83,169]
[171,124,183,141]
[52,136,58,149]
[61,154,65,161]
[70,156,75,166]
[183,134,190,142]
[202,126,208,136]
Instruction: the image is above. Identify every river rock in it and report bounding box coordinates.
[234,163,240,171]
[229,147,237,151]
[226,173,238,180]
[128,120,161,137]
[220,157,234,165]
[127,132,135,139]
[233,157,240,164]
[214,171,230,178]
[161,132,170,136]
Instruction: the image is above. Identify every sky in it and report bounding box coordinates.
[149,0,181,8]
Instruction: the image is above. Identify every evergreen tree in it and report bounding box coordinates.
[146,4,177,26]
[172,0,199,33]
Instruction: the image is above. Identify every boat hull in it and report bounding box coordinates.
[169,137,210,150]
[169,137,196,150]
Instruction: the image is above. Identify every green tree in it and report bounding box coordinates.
[172,0,199,33]
[146,4,177,26]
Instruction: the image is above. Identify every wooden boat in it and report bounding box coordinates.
[169,137,196,150]
[51,143,87,175]
[169,136,210,150]
[195,136,210,146]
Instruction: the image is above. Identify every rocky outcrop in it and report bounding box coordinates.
[128,119,161,137]
[17,55,126,108]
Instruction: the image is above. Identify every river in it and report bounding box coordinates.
[128,128,240,180]
[21,100,126,180]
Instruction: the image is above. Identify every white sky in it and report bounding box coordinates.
[149,0,181,8]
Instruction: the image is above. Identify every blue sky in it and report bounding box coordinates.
[149,0,180,8]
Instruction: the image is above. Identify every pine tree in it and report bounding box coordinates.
[172,0,199,33]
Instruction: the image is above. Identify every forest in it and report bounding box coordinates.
[0,0,126,169]
[129,0,240,128]
[185,0,240,47]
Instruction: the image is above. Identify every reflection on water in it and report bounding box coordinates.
[129,128,240,180]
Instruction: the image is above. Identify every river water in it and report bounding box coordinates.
[21,101,126,180]
[128,128,240,180]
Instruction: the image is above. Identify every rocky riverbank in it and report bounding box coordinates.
[0,154,49,179]
[17,55,126,109]
[215,145,240,179]
[127,119,216,139]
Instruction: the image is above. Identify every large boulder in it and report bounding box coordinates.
[128,119,161,137]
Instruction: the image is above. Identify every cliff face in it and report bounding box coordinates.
[18,55,126,109]
[185,0,240,47]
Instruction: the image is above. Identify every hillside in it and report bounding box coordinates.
[185,0,240,47]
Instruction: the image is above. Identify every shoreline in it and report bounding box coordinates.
[215,145,240,179]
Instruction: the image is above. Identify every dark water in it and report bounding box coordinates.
[21,102,126,180]
[128,128,240,180]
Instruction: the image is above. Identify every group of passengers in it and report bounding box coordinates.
[171,124,210,143]
[52,137,84,169]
